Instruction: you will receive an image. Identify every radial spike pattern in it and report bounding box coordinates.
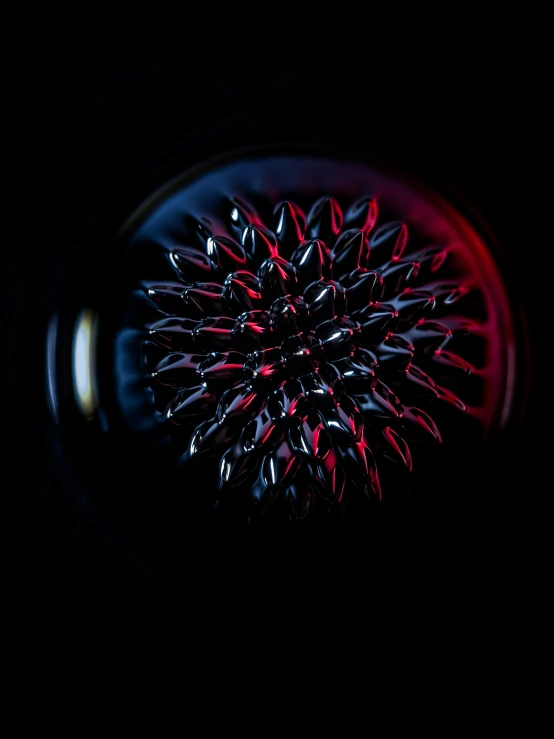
[138,192,493,523]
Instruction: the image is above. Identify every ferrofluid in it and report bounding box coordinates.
[45,144,528,572]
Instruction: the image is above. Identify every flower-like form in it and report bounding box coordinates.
[141,194,482,522]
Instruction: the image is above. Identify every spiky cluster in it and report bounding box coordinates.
[143,195,475,521]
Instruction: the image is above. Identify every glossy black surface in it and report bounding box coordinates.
[44,150,523,539]
[10,51,536,586]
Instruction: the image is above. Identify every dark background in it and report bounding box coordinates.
[5,43,540,595]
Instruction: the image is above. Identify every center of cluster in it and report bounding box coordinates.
[239,285,362,390]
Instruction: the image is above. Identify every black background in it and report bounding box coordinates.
[5,41,541,597]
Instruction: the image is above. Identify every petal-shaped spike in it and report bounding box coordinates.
[240,405,280,452]
[187,419,239,460]
[215,384,246,423]
[332,350,377,393]
[444,285,471,305]
[401,320,452,354]
[228,197,259,236]
[187,216,212,248]
[274,200,306,256]
[382,427,413,470]
[375,333,414,369]
[330,461,347,504]
[143,281,186,314]
[242,224,279,262]
[371,380,404,418]
[222,270,262,312]
[315,317,361,360]
[219,443,258,489]
[437,285,488,323]
[258,256,299,303]
[369,221,408,265]
[356,347,380,371]
[206,235,248,271]
[269,295,311,335]
[358,444,382,500]
[353,303,399,344]
[379,259,420,296]
[249,471,281,516]
[436,386,466,411]
[423,281,472,307]
[232,310,274,350]
[402,406,443,444]
[317,360,344,393]
[289,412,332,461]
[317,406,351,443]
[430,249,448,272]
[304,333,327,364]
[192,316,235,350]
[392,289,436,327]
[406,367,467,411]
[332,229,369,273]
[271,379,307,419]
[427,315,479,334]
[243,347,286,388]
[339,400,365,443]
[380,249,448,297]
[280,334,322,376]
[432,349,473,374]
[405,364,440,397]
[407,246,448,281]
[148,316,198,351]
[290,239,333,284]
[315,452,347,503]
[422,281,467,304]
[144,340,172,388]
[152,352,206,387]
[446,287,486,321]
[285,466,317,523]
[345,270,385,310]
[261,439,301,488]
[306,196,343,245]
[166,384,218,423]
[183,282,227,317]
[304,280,346,323]
[169,246,216,282]
[320,393,364,443]
[218,385,265,422]
[344,196,378,233]
[196,351,245,383]
[266,390,286,422]
[187,419,216,458]
[340,440,382,500]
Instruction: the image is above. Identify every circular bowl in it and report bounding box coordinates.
[44,143,529,574]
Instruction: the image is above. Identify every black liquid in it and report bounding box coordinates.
[43,148,526,579]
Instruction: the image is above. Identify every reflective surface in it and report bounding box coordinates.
[44,149,521,529]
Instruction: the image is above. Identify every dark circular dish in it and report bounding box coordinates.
[44,144,528,574]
